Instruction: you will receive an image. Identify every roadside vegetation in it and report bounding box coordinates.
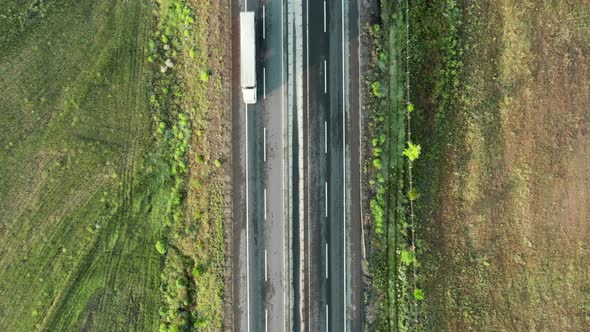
[0,0,229,331]
[366,0,590,330]
[364,0,418,330]
[148,0,229,330]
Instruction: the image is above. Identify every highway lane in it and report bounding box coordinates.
[302,0,329,330]
[259,0,289,330]
[303,0,362,330]
[325,0,346,329]
[232,0,289,330]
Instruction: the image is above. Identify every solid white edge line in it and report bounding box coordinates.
[323,1,327,32]
[245,103,250,332]
[342,0,347,328]
[324,59,328,94]
[281,0,287,328]
[263,127,267,161]
[265,249,268,281]
[263,5,266,40]
[305,0,311,328]
[265,308,268,332]
[264,188,267,220]
[263,67,266,99]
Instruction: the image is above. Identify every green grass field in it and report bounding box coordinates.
[0,0,230,330]
[0,1,166,330]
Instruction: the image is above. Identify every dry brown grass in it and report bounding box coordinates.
[421,1,590,330]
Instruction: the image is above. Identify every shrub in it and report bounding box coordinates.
[175,277,188,289]
[373,147,382,157]
[376,52,387,72]
[372,137,379,147]
[400,249,416,266]
[156,241,167,255]
[371,81,385,98]
[402,141,421,161]
[370,199,384,234]
[373,158,382,170]
[200,70,210,82]
[159,307,167,316]
[413,288,425,301]
[408,188,420,201]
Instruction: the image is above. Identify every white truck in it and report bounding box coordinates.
[240,12,257,104]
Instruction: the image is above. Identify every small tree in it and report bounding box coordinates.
[403,141,421,161]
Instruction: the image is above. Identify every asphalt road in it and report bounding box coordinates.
[302,0,362,330]
[232,0,289,331]
[232,0,361,330]
[301,0,336,329]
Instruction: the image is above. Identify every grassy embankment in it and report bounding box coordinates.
[408,0,590,330]
[0,0,228,331]
[148,0,228,330]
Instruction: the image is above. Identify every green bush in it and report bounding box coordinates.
[373,147,382,157]
[372,158,382,170]
[156,241,167,255]
[371,81,385,98]
[370,199,384,234]
[408,188,420,201]
[413,288,425,301]
[200,70,210,82]
[402,141,421,161]
[400,249,416,266]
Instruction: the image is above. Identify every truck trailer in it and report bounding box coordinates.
[240,12,257,104]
